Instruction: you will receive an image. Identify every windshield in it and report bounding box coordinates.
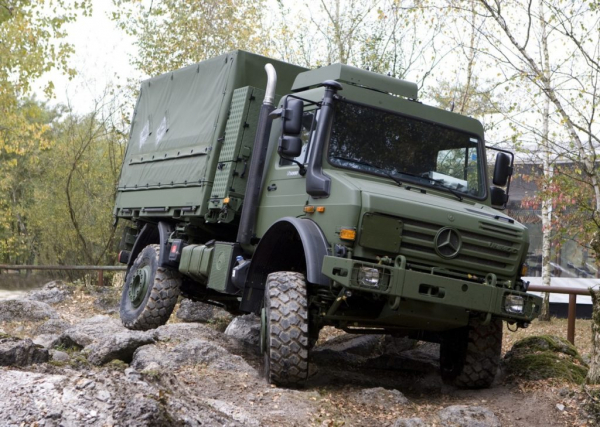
[327,100,485,199]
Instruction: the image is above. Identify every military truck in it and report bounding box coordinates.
[114,50,542,388]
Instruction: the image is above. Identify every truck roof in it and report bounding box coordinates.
[292,63,418,99]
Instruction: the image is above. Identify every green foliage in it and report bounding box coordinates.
[0,0,91,263]
[111,0,270,77]
[30,110,125,266]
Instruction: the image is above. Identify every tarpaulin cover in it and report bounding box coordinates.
[115,50,306,215]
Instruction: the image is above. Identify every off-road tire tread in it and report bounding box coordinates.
[451,318,502,389]
[265,272,309,387]
[122,244,180,331]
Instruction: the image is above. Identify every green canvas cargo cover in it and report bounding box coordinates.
[114,50,307,219]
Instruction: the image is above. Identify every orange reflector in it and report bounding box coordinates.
[304,206,315,213]
[521,264,528,276]
[340,228,356,241]
[316,206,325,213]
[223,197,230,204]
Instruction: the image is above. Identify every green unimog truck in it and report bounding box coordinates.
[114,50,542,388]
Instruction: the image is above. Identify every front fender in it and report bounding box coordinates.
[239,217,330,313]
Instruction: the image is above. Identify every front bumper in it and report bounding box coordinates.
[321,256,542,322]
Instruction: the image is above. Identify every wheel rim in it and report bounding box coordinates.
[128,265,152,308]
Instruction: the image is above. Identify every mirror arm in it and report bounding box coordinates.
[281,156,307,176]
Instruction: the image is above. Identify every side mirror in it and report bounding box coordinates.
[278,136,302,158]
[493,152,512,186]
[283,99,304,135]
[490,186,508,208]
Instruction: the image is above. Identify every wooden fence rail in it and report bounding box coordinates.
[528,284,592,345]
[0,264,127,287]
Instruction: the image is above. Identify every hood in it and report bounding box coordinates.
[340,174,527,281]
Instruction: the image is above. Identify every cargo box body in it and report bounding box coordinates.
[114,50,306,224]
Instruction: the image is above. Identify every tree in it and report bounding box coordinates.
[30,95,126,270]
[111,0,270,77]
[0,0,91,263]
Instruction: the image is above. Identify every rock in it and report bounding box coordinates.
[365,341,440,373]
[132,338,256,374]
[394,418,427,427]
[50,349,70,362]
[353,387,409,406]
[382,335,417,355]
[176,299,232,323]
[319,334,382,356]
[0,336,49,366]
[154,322,223,343]
[32,334,60,349]
[86,330,156,365]
[0,369,236,426]
[203,398,260,426]
[504,335,588,384]
[55,315,125,349]
[35,318,71,335]
[438,405,500,427]
[0,299,58,322]
[224,314,260,346]
[27,280,73,304]
[556,403,565,411]
[312,334,383,365]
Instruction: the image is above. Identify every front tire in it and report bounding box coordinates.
[263,272,310,387]
[120,244,181,330]
[440,318,502,389]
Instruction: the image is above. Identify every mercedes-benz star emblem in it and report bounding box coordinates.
[434,227,462,259]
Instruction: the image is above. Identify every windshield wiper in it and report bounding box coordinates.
[331,156,404,187]
[428,179,463,202]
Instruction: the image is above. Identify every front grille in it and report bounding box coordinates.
[398,217,522,278]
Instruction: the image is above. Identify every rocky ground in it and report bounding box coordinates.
[0,280,598,426]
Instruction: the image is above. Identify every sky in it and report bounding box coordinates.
[35,1,139,114]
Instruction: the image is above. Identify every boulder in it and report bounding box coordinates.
[154,322,222,343]
[382,335,417,355]
[176,299,231,323]
[32,334,60,349]
[504,335,588,384]
[0,369,238,426]
[0,336,49,366]
[131,338,256,374]
[27,280,72,304]
[86,330,156,365]
[224,314,260,346]
[438,405,500,427]
[50,349,70,363]
[352,387,409,406]
[55,315,125,349]
[0,299,58,322]
[35,318,71,335]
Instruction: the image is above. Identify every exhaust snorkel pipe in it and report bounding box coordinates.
[237,64,277,248]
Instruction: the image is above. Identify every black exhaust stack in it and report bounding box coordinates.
[237,64,277,247]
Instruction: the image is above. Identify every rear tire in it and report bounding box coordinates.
[263,272,309,387]
[120,244,181,330]
[440,318,502,389]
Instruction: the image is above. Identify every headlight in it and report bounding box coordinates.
[358,267,380,288]
[504,295,525,314]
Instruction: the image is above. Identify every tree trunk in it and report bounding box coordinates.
[587,288,600,383]
[538,0,553,321]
